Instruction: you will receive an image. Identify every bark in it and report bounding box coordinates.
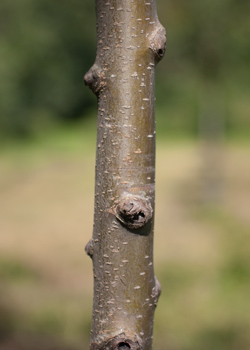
[84,1,166,349]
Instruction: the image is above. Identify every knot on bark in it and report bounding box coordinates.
[151,276,161,307]
[85,239,94,259]
[149,26,166,62]
[91,333,142,350]
[114,194,152,230]
[84,64,105,95]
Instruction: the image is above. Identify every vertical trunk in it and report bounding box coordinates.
[84,1,166,349]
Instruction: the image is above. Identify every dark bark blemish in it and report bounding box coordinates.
[114,194,152,229]
[91,333,142,350]
[117,342,131,350]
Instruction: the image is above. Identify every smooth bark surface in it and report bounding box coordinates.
[84,1,166,349]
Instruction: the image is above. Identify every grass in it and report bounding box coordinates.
[0,257,39,283]
[0,123,249,349]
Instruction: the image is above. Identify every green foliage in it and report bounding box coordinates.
[0,0,250,137]
[157,0,250,75]
[30,309,65,335]
[0,0,96,137]
[0,257,39,282]
[155,0,250,136]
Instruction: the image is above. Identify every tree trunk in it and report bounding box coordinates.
[84,1,166,349]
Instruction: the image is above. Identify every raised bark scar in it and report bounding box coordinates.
[114,195,153,229]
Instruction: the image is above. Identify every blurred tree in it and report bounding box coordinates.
[0,0,96,137]
[0,0,249,138]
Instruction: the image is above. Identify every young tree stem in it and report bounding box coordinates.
[84,1,166,349]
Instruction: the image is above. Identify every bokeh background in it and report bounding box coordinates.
[0,0,250,349]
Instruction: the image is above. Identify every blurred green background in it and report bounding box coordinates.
[0,0,250,349]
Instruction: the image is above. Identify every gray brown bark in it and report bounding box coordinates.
[84,1,166,349]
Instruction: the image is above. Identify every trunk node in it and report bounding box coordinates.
[84,64,105,95]
[85,239,94,259]
[149,26,167,61]
[113,194,153,230]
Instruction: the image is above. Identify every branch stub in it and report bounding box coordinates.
[114,194,153,230]
[84,64,105,95]
[149,26,167,62]
[85,239,94,259]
